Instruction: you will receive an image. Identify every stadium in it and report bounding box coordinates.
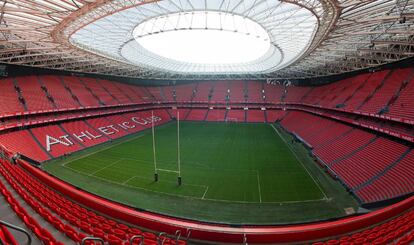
[0,0,413,244]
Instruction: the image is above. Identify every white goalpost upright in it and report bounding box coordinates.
[177,110,182,186]
[152,110,158,182]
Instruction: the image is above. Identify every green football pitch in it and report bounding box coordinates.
[44,121,358,224]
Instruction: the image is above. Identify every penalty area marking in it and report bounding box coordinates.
[59,125,327,204]
[256,170,262,203]
[270,124,328,200]
[202,186,209,199]
[121,175,138,185]
[64,162,326,204]
[63,164,208,199]
[89,159,123,176]
[62,134,144,167]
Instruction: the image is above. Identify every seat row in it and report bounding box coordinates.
[280,111,413,204]
[0,159,186,245]
[0,109,172,162]
[313,208,414,245]
[0,166,62,244]
[0,224,17,245]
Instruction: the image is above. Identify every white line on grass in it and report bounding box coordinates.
[256,170,262,203]
[201,196,326,204]
[64,163,325,204]
[270,124,328,200]
[122,175,137,185]
[89,159,123,176]
[63,164,208,199]
[202,186,209,199]
[62,135,144,167]
[60,125,327,204]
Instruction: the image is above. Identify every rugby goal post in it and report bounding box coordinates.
[151,110,182,186]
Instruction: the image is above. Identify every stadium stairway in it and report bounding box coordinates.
[353,148,412,192]
[0,171,70,245]
[338,74,371,107]
[0,187,43,245]
[0,170,70,244]
[312,208,414,245]
[360,71,390,109]
[0,159,187,245]
[0,223,18,245]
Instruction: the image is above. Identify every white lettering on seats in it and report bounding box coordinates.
[85,130,102,139]
[46,135,71,152]
[73,131,92,142]
[98,126,114,135]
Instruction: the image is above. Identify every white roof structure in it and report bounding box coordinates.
[0,0,413,80]
[69,1,317,75]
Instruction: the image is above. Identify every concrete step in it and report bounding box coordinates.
[0,173,75,244]
[0,190,42,245]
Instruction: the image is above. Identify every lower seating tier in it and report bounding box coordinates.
[0,108,412,205]
[280,111,414,204]
[0,109,172,162]
[0,159,185,245]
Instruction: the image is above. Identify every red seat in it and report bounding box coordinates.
[112,228,127,240]
[107,234,123,245]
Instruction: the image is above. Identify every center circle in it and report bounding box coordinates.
[133,11,271,64]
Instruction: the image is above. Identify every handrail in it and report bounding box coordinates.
[157,232,167,245]
[185,228,192,241]
[175,230,181,244]
[243,233,248,245]
[130,234,144,245]
[81,237,104,245]
[0,220,32,245]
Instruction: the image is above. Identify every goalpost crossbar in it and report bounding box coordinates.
[156,168,180,174]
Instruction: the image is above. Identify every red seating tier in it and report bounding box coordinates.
[61,76,100,107]
[192,82,212,102]
[162,86,175,101]
[15,76,54,111]
[247,81,263,102]
[185,109,208,120]
[175,84,195,102]
[326,73,371,108]
[146,87,164,101]
[169,109,190,120]
[210,81,228,103]
[264,83,283,103]
[229,81,245,102]
[0,78,24,115]
[356,150,414,203]
[344,70,389,110]
[358,68,409,114]
[61,120,109,147]
[98,79,132,104]
[266,110,286,122]
[246,110,265,123]
[39,76,79,108]
[206,109,226,121]
[116,82,147,103]
[0,130,50,162]
[81,77,117,105]
[331,137,408,189]
[284,86,311,102]
[226,109,245,122]
[388,70,414,120]
[31,125,84,158]
[313,129,375,165]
